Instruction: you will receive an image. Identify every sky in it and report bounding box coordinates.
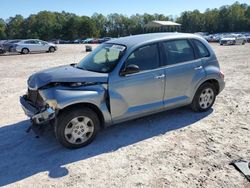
[1,0,250,20]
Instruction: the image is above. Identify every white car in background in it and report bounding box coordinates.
[15,39,57,54]
[220,34,247,45]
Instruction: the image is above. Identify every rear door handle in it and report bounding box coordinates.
[154,74,166,79]
[194,66,203,70]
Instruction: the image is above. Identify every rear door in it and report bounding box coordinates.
[25,40,39,52]
[161,39,206,108]
[109,44,165,123]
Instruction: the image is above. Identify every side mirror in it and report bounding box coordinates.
[120,64,140,76]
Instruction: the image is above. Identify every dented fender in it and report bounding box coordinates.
[39,84,113,126]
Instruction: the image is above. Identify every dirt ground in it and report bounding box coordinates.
[0,43,249,188]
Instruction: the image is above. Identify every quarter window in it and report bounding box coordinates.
[126,44,159,71]
[193,40,210,58]
[163,40,195,65]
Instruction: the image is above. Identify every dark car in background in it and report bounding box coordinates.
[99,37,112,43]
[82,38,94,44]
[3,40,21,52]
[0,44,5,54]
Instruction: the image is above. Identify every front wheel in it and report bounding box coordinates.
[55,108,100,149]
[49,46,55,53]
[191,83,216,112]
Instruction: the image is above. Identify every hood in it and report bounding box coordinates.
[28,65,108,89]
[221,37,236,41]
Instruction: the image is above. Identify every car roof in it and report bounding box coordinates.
[21,39,38,41]
[107,32,202,48]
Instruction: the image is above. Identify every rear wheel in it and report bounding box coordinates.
[191,82,216,112]
[21,48,29,54]
[55,107,100,149]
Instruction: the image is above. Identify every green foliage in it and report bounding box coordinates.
[0,2,250,40]
[0,19,7,39]
[178,2,250,33]
[6,15,25,39]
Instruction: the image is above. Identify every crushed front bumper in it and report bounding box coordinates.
[20,96,55,124]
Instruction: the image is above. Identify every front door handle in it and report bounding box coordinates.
[194,66,203,70]
[154,74,166,79]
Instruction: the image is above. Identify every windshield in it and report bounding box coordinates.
[77,43,126,73]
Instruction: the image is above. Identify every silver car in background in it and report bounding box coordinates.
[20,33,225,149]
[220,34,247,45]
[15,39,57,54]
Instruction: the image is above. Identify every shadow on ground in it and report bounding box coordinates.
[0,51,55,56]
[0,107,212,186]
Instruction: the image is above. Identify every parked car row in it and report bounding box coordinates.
[0,36,113,54]
[200,32,250,45]
[76,37,113,44]
[48,37,113,44]
[0,39,57,54]
[219,34,246,45]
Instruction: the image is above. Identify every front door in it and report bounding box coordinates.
[109,44,165,123]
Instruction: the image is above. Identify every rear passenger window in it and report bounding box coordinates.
[126,44,159,71]
[163,40,195,65]
[25,40,37,44]
[193,40,210,58]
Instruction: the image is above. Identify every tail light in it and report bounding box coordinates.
[220,70,225,80]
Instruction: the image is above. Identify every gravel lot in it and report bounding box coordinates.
[0,43,249,187]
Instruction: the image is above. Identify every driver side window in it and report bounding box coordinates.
[126,44,160,72]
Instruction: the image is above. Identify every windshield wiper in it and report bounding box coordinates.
[74,65,87,71]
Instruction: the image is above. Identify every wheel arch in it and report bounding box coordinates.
[49,46,55,51]
[190,77,220,103]
[58,102,105,129]
[192,78,220,101]
[201,79,220,95]
[22,47,30,52]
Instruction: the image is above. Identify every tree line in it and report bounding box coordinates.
[0,2,250,40]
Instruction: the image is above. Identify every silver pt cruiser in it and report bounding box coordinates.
[20,33,225,148]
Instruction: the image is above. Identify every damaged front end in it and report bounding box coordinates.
[20,89,56,125]
[20,64,111,136]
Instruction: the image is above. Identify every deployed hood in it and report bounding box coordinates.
[28,65,108,89]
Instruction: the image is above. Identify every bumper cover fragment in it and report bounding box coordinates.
[20,96,55,124]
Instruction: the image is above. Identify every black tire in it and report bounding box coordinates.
[21,48,29,54]
[55,107,100,149]
[9,46,14,52]
[0,49,5,54]
[49,46,55,53]
[191,82,216,112]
